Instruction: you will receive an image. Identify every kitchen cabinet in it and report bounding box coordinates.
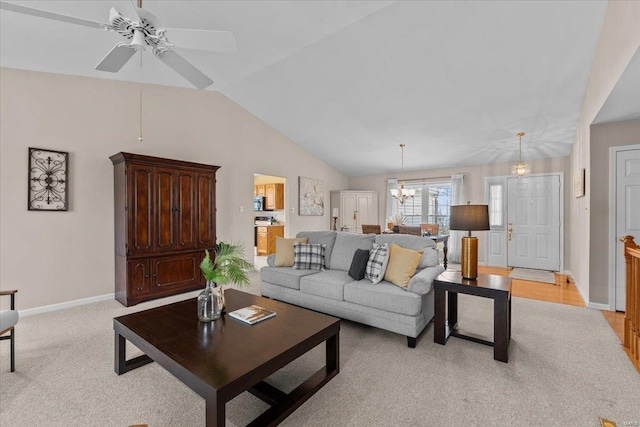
[256,225,284,255]
[265,183,284,210]
[330,190,378,234]
[111,152,219,306]
[254,185,265,197]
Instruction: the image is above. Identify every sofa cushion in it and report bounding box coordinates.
[260,266,320,290]
[365,243,389,284]
[375,234,438,268]
[274,237,308,267]
[300,270,352,301]
[348,248,370,280]
[384,243,423,289]
[292,242,325,270]
[344,280,423,316]
[296,231,337,269]
[331,232,375,271]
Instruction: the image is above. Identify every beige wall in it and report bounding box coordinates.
[349,157,571,266]
[569,1,640,302]
[0,68,349,310]
[589,118,640,304]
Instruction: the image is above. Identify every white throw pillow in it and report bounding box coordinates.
[365,243,389,284]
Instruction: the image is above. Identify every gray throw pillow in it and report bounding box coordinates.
[348,249,370,280]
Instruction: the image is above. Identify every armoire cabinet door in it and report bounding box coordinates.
[154,166,176,252]
[127,164,154,255]
[150,253,201,294]
[177,169,197,250]
[197,172,216,248]
[128,259,150,297]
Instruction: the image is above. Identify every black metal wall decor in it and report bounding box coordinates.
[28,148,68,211]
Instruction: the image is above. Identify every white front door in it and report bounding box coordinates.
[615,148,640,310]
[507,175,560,271]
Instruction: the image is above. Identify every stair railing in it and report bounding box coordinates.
[621,235,640,371]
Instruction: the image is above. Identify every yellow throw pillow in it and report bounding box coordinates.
[384,243,423,288]
[274,237,309,267]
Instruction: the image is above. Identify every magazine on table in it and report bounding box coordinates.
[229,305,276,325]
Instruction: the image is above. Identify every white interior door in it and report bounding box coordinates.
[615,148,640,310]
[507,175,560,271]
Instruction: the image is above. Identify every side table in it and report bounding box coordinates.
[433,272,512,363]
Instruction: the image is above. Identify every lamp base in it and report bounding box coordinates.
[461,236,478,280]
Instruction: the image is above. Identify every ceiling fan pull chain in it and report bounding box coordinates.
[138,51,143,143]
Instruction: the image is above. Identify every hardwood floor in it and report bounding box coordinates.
[601,310,625,343]
[476,266,585,307]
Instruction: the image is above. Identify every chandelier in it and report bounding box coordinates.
[512,132,529,177]
[390,143,415,204]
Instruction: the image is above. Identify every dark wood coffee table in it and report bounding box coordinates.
[113,289,340,426]
[433,272,512,362]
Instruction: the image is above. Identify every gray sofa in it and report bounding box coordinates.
[260,231,445,347]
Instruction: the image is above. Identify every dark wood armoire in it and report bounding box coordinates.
[110,152,219,306]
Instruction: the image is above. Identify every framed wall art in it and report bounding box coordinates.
[573,168,585,198]
[28,147,68,211]
[298,176,324,216]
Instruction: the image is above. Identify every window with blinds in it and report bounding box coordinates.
[393,181,452,233]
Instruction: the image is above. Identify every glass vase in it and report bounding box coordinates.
[198,280,222,322]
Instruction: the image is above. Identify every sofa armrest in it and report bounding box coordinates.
[266,254,276,267]
[407,265,445,295]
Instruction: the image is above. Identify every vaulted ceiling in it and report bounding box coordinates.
[1,1,611,176]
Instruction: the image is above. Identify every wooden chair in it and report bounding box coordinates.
[398,226,421,236]
[362,224,382,234]
[420,223,439,236]
[0,290,18,372]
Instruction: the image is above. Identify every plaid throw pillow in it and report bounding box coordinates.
[365,243,389,284]
[292,242,325,270]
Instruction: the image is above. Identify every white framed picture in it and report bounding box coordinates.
[298,176,324,216]
[573,168,585,198]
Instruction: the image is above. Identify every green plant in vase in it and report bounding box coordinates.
[198,241,255,321]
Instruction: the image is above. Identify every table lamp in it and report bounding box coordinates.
[332,208,339,231]
[450,203,490,280]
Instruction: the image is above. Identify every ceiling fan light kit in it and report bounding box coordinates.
[0,1,238,90]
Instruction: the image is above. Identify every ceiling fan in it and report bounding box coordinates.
[0,0,238,89]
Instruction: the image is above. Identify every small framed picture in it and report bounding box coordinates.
[573,168,585,198]
[28,148,68,211]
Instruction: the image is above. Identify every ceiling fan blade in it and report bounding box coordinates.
[155,50,213,89]
[95,45,136,72]
[0,1,108,30]
[165,28,238,53]
[132,6,162,29]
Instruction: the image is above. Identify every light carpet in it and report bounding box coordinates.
[1,272,639,426]
[509,267,557,284]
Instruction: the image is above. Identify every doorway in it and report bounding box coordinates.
[485,173,563,272]
[507,175,561,271]
[609,145,640,311]
[253,174,286,269]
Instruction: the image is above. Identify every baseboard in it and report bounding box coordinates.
[19,293,115,317]
[564,270,613,311]
[587,302,611,310]
[565,270,588,306]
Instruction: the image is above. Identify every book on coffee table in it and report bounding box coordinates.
[229,305,276,325]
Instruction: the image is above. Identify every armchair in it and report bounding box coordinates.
[0,290,18,372]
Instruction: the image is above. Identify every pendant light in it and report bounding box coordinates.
[390,144,415,204]
[512,132,529,177]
